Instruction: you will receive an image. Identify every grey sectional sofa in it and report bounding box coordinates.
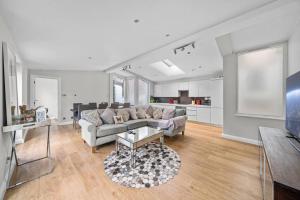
[78,106,187,153]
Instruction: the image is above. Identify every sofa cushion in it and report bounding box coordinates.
[129,108,138,120]
[96,124,127,137]
[124,119,148,130]
[162,108,175,120]
[153,108,163,119]
[145,105,154,117]
[175,109,186,117]
[113,115,124,124]
[148,119,171,129]
[136,107,146,119]
[81,110,102,126]
[116,109,130,122]
[100,108,116,124]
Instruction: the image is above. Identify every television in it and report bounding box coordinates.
[286,71,300,140]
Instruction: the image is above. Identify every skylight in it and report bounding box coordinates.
[150,59,185,76]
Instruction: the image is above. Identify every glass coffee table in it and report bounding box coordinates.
[116,126,164,168]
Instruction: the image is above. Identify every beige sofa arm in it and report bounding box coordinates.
[79,119,97,147]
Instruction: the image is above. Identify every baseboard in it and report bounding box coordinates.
[58,120,73,125]
[222,133,259,145]
[0,180,6,200]
[1,155,16,200]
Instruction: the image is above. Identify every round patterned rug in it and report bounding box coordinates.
[104,142,181,188]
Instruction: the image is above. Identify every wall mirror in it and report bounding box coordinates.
[2,42,19,126]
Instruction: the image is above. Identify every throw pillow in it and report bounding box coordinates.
[100,108,116,124]
[145,105,154,117]
[162,108,176,120]
[129,108,138,120]
[81,110,102,126]
[117,109,130,122]
[145,113,151,119]
[113,115,124,124]
[97,109,105,115]
[175,109,186,117]
[153,108,163,119]
[136,107,146,119]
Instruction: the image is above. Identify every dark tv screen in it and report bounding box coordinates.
[286,71,300,139]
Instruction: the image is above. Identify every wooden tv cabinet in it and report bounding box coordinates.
[259,127,300,200]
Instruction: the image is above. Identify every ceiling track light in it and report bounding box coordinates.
[121,65,131,71]
[173,42,195,55]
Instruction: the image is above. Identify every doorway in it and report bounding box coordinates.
[30,75,60,120]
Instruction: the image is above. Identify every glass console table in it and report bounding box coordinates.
[2,119,55,189]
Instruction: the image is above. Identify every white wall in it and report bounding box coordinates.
[223,54,285,142]
[28,70,109,122]
[0,15,25,199]
[289,26,300,75]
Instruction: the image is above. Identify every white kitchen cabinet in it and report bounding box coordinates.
[187,106,197,121]
[198,80,211,97]
[154,83,178,97]
[196,107,211,123]
[154,84,162,97]
[188,115,197,121]
[210,79,223,107]
[178,82,189,90]
[188,81,199,97]
[211,107,223,126]
[169,82,179,97]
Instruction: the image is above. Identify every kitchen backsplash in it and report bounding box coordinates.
[150,96,211,105]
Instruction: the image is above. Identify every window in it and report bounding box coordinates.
[237,44,286,119]
[138,79,149,105]
[113,78,124,103]
[127,78,135,105]
[150,59,184,76]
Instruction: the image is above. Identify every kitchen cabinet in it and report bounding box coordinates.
[178,82,189,90]
[186,106,197,121]
[169,82,179,97]
[154,85,162,97]
[196,107,211,123]
[198,80,211,97]
[188,81,199,97]
[155,83,178,97]
[210,107,223,126]
[210,79,223,107]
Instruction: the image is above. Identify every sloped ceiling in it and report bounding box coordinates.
[110,0,300,82]
[0,0,274,71]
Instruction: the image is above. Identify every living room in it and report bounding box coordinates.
[0,0,300,200]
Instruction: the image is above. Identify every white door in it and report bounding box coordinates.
[33,77,58,119]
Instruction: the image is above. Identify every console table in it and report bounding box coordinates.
[3,119,55,189]
[259,127,300,200]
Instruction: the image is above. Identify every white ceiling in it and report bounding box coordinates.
[0,0,275,71]
[109,0,300,82]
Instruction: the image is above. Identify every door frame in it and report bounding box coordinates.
[30,74,62,121]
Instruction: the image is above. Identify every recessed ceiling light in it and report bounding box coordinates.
[187,52,191,54]
[134,19,140,23]
[88,56,92,59]
[165,34,170,37]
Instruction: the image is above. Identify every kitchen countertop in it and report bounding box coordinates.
[150,103,211,108]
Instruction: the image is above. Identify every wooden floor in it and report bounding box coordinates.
[5,122,262,200]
